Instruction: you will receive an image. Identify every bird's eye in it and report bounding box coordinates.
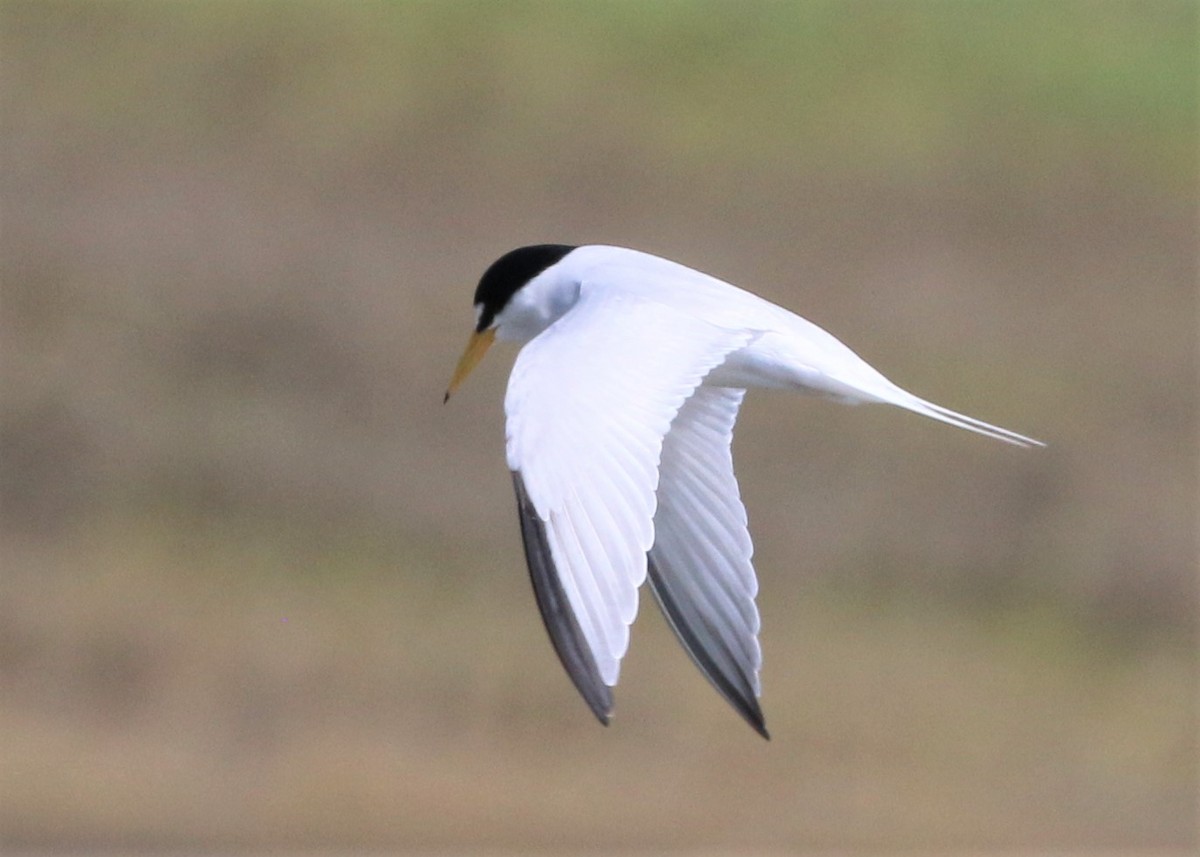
[473,303,496,333]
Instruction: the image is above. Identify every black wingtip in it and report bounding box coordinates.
[744,696,769,740]
[737,694,769,739]
[733,694,769,739]
[647,559,770,740]
[584,683,614,728]
[513,471,615,727]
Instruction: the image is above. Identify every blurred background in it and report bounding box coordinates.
[1,1,1196,852]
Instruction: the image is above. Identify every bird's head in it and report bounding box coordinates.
[444,244,577,402]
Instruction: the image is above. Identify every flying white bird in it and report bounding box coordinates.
[445,244,1041,738]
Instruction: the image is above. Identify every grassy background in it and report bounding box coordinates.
[1,1,1196,851]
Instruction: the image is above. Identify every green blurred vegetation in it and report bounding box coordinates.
[1,0,1196,851]
[14,1,1193,181]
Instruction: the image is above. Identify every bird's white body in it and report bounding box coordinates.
[458,244,1039,736]
[499,245,1034,439]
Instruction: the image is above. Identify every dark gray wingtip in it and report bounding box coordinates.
[512,471,613,726]
[647,559,769,740]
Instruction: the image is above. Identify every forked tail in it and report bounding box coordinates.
[901,393,1044,448]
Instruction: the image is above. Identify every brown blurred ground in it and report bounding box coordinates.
[1,1,1196,852]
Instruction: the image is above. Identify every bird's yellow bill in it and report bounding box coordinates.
[444,328,496,402]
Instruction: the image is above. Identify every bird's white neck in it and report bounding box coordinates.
[494,264,582,344]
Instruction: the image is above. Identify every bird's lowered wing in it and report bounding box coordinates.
[505,288,753,724]
[647,385,766,737]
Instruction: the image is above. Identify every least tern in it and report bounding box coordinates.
[445,244,1041,738]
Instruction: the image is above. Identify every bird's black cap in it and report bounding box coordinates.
[474,244,576,332]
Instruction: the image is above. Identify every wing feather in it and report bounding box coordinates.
[647,386,767,737]
[649,555,764,737]
[513,472,612,724]
[506,289,753,702]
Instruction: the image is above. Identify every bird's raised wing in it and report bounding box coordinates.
[646,385,766,737]
[505,289,753,724]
